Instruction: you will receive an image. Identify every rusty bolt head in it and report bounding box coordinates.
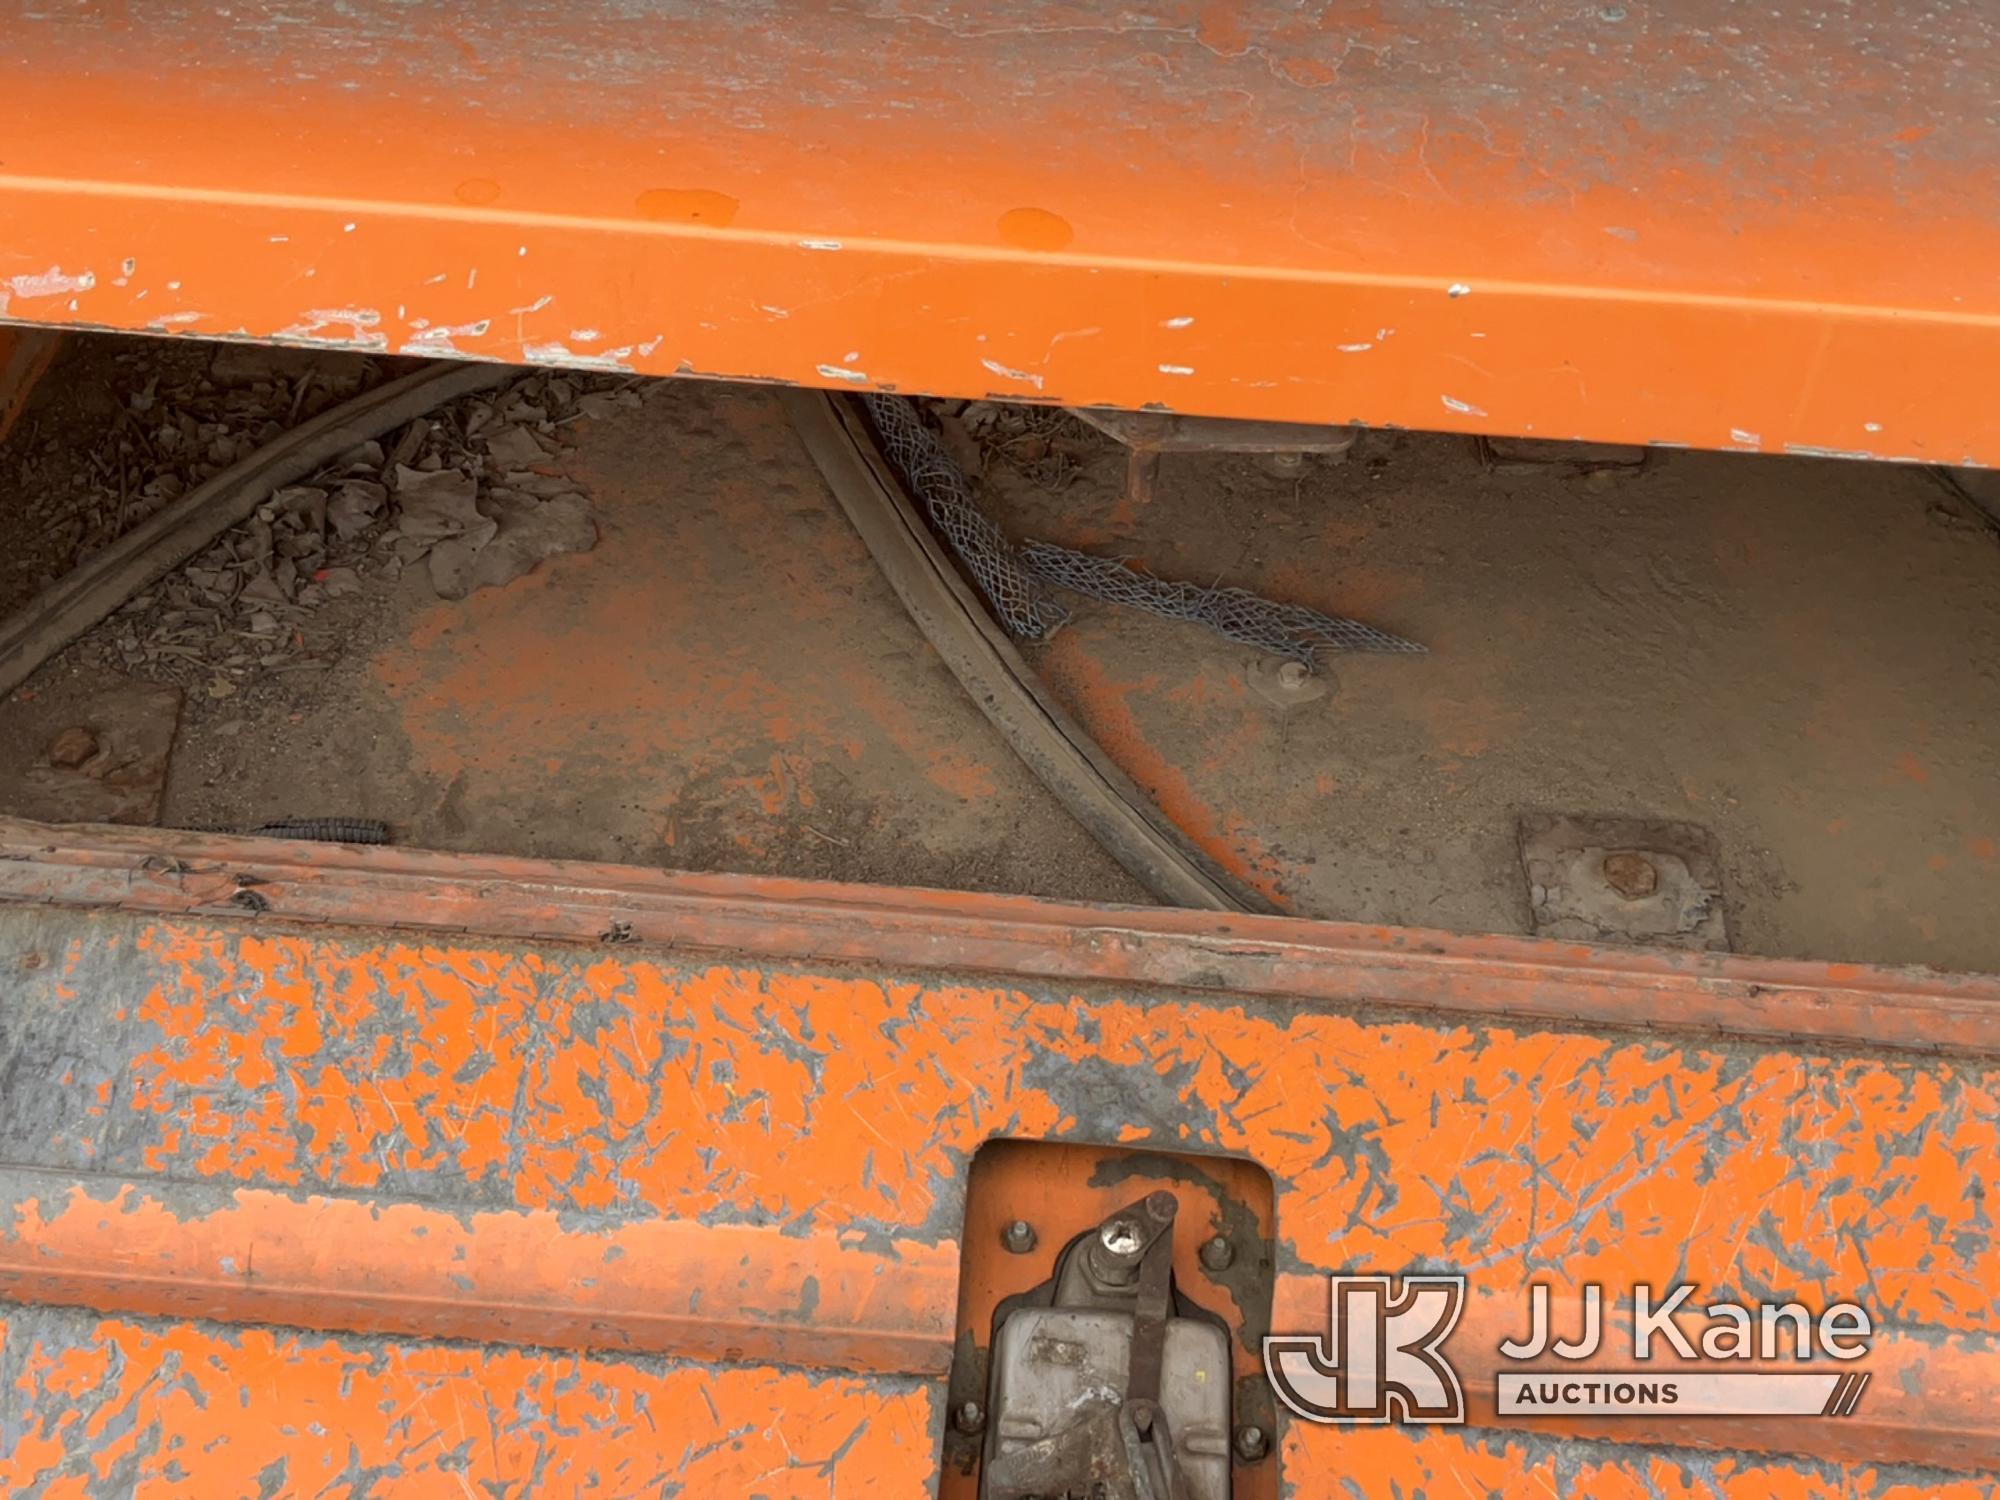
[954,1400,986,1435]
[1000,1219,1038,1255]
[1601,850,1660,900]
[1130,1401,1156,1434]
[46,726,99,769]
[1144,1190,1178,1222]
[1198,1234,1234,1273]
[1233,1424,1270,1462]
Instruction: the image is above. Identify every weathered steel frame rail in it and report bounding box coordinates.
[1,819,1996,1496]
[1,1,1998,466]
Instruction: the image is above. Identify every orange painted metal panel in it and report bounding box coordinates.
[1,3,1997,462]
[1,820,1996,1494]
[0,1305,937,1496]
[7,821,1999,1054]
[3,1307,1980,1499]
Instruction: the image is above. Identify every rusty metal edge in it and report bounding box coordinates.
[0,326,62,446]
[3,817,1996,1056]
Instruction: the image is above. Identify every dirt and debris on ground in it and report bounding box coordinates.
[0,339,394,623]
[0,345,1141,903]
[0,667,181,825]
[78,364,619,696]
[945,399,1102,492]
[3,332,1998,972]
[955,408,2000,971]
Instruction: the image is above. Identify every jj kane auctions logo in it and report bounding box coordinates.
[1265,1277,1874,1424]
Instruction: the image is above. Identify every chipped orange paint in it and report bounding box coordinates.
[0,1309,934,1496]
[3,824,1999,1488]
[113,925,1061,1228]
[14,913,2000,1466]
[3,1179,959,1374]
[1297,1426,1999,1500]
[4,4,2000,460]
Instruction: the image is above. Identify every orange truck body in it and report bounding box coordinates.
[0,1,1997,465]
[0,821,1993,1495]
[2,2,1997,1492]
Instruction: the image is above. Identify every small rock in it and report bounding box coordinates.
[239,571,290,606]
[396,467,493,549]
[46,726,99,768]
[388,421,430,468]
[316,566,363,598]
[1602,850,1661,900]
[431,492,596,599]
[483,426,549,469]
[327,479,388,539]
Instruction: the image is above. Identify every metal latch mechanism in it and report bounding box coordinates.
[979,1190,1234,1500]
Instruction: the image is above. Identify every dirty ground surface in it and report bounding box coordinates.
[2,333,1997,972]
[0,342,1140,902]
[975,413,2000,970]
[0,336,399,623]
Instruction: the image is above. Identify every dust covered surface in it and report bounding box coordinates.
[969,418,2000,971]
[0,350,1144,902]
[5,335,1998,963]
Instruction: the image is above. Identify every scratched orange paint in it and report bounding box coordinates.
[88,921,2000,1332]
[4,3,2000,458]
[0,905,1991,1488]
[3,1,2000,464]
[0,1310,1987,1497]
[0,1310,934,1497]
[1300,1427,1998,1500]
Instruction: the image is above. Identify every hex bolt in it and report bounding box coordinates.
[1130,1401,1155,1435]
[1000,1219,1038,1255]
[954,1400,986,1435]
[1198,1234,1234,1273]
[1233,1424,1270,1462]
